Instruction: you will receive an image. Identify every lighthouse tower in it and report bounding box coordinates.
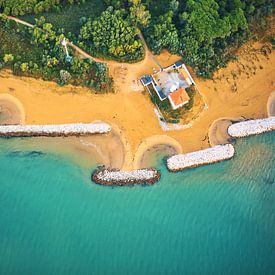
[61,38,72,63]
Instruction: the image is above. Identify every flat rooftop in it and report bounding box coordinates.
[169,87,190,109]
[153,70,189,97]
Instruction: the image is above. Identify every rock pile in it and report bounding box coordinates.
[0,122,111,137]
[167,144,235,172]
[92,168,161,186]
[228,117,275,138]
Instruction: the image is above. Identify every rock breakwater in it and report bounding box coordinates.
[0,122,111,137]
[92,168,161,186]
[228,117,275,138]
[167,144,235,172]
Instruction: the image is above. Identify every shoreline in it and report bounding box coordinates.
[0,37,274,184]
[0,96,274,185]
[133,135,182,169]
[0,94,25,125]
[0,39,274,156]
[208,117,244,146]
[267,91,275,117]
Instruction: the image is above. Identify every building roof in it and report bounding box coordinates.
[155,85,167,101]
[140,75,153,86]
[175,60,184,68]
[153,70,188,96]
[168,88,190,109]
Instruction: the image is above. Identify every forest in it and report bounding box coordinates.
[0,0,274,78]
[0,15,113,92]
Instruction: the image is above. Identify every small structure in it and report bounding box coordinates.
[168,87,190,110]
[140,75,153,86]
[61,38,73,63]
[140,61,195,110]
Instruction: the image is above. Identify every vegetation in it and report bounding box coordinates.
[0,0,83,16]
[20,0,105,37]
[148,84,198,124]
[1,0,274,77]
[143,0,274,77]
[0,16,113,92]
[79,7,144,62]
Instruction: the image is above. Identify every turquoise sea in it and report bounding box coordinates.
[0,133,274,275]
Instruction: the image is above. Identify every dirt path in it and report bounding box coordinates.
[4,14,159,67]
[3,14,163,94]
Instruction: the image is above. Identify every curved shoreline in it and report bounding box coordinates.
[0,94,25,125]
[133,135,182,169]
[208,117,244,146]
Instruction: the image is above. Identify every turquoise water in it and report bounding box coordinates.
[0,133,274,275]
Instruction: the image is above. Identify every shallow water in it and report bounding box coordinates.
[0,133,274,275]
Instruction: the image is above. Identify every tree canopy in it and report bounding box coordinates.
[1,0,274,77]
[79,8,144,62]
[0,0,83,16]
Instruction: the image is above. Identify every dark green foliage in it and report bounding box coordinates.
[144,11,179,54]
[20,0,105,36]
[1,0,274,78]
[143,0,274,77]
[0,16,113,92]
[184,85,196,110]
[79,8,145,62]
[0,0,83,16]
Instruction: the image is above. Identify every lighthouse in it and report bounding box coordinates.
[61,38,73,63]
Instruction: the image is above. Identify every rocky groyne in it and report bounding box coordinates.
[0,122,111,137]
[92,168,161,186]
[228,117,275,138]
[167,144,235,172]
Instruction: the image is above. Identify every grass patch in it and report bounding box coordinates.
[20,0,105,36]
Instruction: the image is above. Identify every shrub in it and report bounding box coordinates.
[3,53,14,63]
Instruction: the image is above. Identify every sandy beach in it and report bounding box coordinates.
[267,90,275,117]
[208,117,244,146]
[0,94,25,125]
[133,135,182,169]
[0,39,274,169]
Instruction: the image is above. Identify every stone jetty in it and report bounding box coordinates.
[92,168,161,186]
[228,117,275,138]
[167,144,235,172]
[0,122,111,137]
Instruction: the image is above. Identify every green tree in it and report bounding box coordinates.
[79,8,145,62]
[3,53,14,63]
[128,0,151,27]
[144,11,179,54]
